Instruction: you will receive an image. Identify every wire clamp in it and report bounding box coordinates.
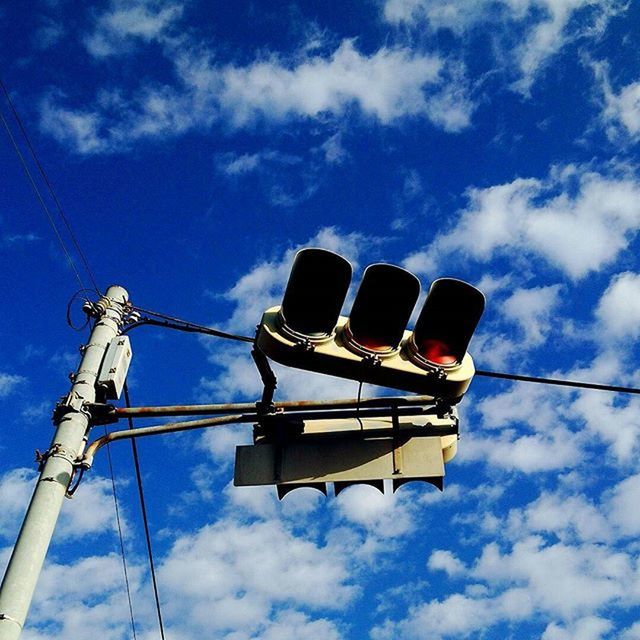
[363,353,382,367]
[0,613,22,629]
[35,443,77,470]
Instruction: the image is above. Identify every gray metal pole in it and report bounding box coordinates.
[0,286,129,640]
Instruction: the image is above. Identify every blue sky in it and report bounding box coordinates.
[2,0,640,638]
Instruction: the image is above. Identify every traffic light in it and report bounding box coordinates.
[256,248,485,403]
[234,410,459,497]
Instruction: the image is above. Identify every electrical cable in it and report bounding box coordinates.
[0,76,101,294]
[103,425,138,640]
[128,306,255,343]
[356,380,364,432]
[0,107,90,295]
[124,384,167,640]
[66,288,98,331]
[475,369,640,395]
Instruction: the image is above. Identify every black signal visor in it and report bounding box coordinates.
[412,278,485,365]
[347,264,420,352]
[280,248,352,337]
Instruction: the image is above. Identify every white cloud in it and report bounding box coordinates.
[596,62,640,141]
[569,391,640,463]
[542,616,613,640]
[321,132,348,165]
[0,372,26,398]
[428,549,467,577]
[220,226,368,335]
[0,468,35,539]
[0,468,124,542]
[335,483,417,538]
[26,552,142,640]
[383,0,625,94]
[383,0,493,33]
[506,492,612,543]
[595,272,640,342]
[158,518,357,636]
[502,284,562,347]
[216,40,468,128]
[405,163,640,279]
[40,40,475,154]
[463,426,580,472]
[606,473,640,537]
[256,610,343,640]
[84,0,183,58]
[474,536,633,619]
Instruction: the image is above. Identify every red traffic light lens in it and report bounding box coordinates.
[417,338,457,365]
[348,264,420,353]
[411,278,485,366]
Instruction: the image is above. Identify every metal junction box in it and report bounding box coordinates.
[96,335,132,399]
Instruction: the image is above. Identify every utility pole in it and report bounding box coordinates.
[0,286,129,640]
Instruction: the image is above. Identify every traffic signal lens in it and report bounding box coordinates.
[347,264,420,353]
[418,339,457,365]
[280,248,352,337]
[412,278,485,365]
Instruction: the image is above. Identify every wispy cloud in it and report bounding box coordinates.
[404,162,640,280]
[84,0,183,57]
[40,39,475,154]
[382,0,626,94]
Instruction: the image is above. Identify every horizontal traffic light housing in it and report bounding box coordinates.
[256,248,485,402]
[234,412,458,497]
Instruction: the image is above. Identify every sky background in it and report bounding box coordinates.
[2,0,640,638]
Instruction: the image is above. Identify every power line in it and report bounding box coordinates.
[0,108,90,294]
[124,384,167,640]
[103,428,138,640]
[129,304,255,343]
[475,369,640,395]
[0,76,100,294]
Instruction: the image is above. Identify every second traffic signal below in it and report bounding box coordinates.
[256,248,485,402]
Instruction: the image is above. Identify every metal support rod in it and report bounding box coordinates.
[81,404,455,469]
[82,413,257,468]
[110,394,441,419]
[0,286,129,640]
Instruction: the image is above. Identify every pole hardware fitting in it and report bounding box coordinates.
[35,443,77,471]
[82,295,114,318]
[52,392,91,424]
[433,400,454,420]
[83,402,118,425]
[363,353,382,367]
[256,414,305,441]
[293,337,315,352]
[0,612,22,629]
[255,400,277,416]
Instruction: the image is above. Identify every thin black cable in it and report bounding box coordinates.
[129,307,255,343]
[0,76,101,293]
[356,380,364,432]
[475,369,640,395]
[66,288,97,331]
[124,384,167,640]
[0,108,89,294]
[103,426,138,640]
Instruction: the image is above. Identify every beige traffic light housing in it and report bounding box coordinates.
[255,247,485,404]
[234,411,458,497]
[257,308,476,401]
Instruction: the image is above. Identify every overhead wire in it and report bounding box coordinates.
[0,76,100,296]
[124,384,167,640]
[103,425,138,640]
[0,76,100,294]
[0,107,90,295]
[475,369,640,395]
[128,304,255,343]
